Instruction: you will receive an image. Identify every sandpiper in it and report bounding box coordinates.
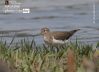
[41,27,80,45]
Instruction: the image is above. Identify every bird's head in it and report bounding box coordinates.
[41,27,50,35]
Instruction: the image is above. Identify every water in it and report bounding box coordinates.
[0,0,99,45]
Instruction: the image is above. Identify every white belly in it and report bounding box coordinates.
[52,38,68,44]
[44,36,68,44]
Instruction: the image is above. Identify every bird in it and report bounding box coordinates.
[41,27,80,45]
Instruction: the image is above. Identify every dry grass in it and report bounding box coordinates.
[0,59,11,72]
[0,39,97,72]
[67,48,76,72]
[93,50,99,72]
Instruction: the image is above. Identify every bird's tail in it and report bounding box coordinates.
[72,29,80,33]
[70,29,80,34]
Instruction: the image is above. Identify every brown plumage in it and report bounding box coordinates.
[51,29,80,40]
[41,27,80,44]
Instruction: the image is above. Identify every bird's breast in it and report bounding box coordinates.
[44,36,48,41]
[44,36,52,42]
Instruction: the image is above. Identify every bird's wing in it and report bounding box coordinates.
[52,32,71,41]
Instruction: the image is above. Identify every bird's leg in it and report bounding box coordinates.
[43,43,50,52]
[55,44,61,52]
[46,43,55,52]
[49,44,58,53]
